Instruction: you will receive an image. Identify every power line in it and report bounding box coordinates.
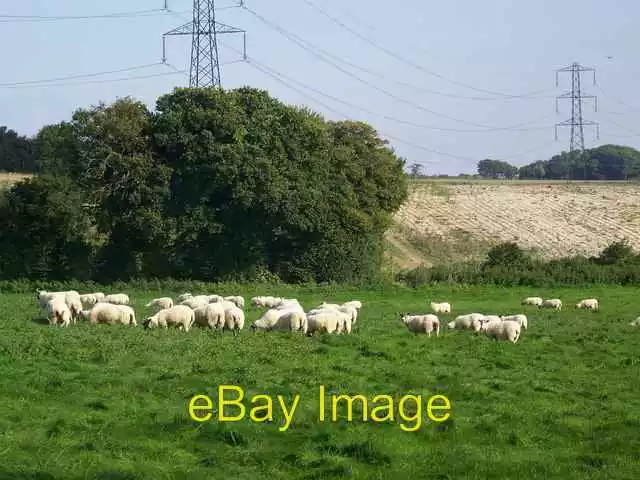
[297,0,552,99]
[239,52,557,165]
[0,8,173,23]
[241,6,553,131]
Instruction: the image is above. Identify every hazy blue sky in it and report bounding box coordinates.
[1,0,639,174]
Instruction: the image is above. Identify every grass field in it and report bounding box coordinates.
[387,179,640,269]
[1,284,639,478]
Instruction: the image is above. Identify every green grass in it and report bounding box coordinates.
[1,284,639,479]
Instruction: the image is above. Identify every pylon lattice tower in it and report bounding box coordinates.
[554,62,599,153]
[163,0,245,87]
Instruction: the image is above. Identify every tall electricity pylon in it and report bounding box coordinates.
[163,0,246,87]
[555,62,599,153]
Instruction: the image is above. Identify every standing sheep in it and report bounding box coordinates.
[483,319,521,343]
[193,302,226,330]
[46,298,72,327]
[399,313,440,337]
[223,296,245,309]
[540,299,562,310]
[430,302,451,314]
[143,305,195,332]
[88,303,135,326]
[448,313,486,332]
[521,297,543,307]
[223,305,245,336]
[501,314,528,330]
[575,298,599,311]
[103,293,130,305]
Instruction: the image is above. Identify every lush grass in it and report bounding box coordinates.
[1,284,639,479]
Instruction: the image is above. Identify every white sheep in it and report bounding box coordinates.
[318,302,341,310]
[630,318,640,327]
[447,313,485,332]
[180,296,210,310]
[177,293,193,302]
[223,304,245,335]
[143,305,195,332]
[146,297,174,310]
[88,303,135,326]
[430,301,451,314]
[399,313,440,337]
[46,297,72,327]
[521,297,543,307]
[306,311,342,335]
[103,293,130,305]
[193,302,226,330]
[341,300,362,310]
[79,293,98,307]
[65,293,83,324]
[482,314,501,323]
[207,294,224,303]
[483,319,521,343]
[575,298,599,311]
[223,295,245,308]
[250,307,301,333]
[540,299,562,310]
[501,314,528,330]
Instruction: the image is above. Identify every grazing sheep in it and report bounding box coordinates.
[146,297,173,310]
[88,303,135,326]
[223,296,245,309]
[521,297,543,307]
[483,319,521,343]
[430,302,451,314]
[576,298,599,311]
[46,297,72,327]
[251,296,283,308]
[143,305,195,332]
[103,293,130,305]
[399,313,440,337]
[630,318,640,327]
[79,293,99,307]
[65,293,83,324]
[177,293,192,302]
[338,304,359,325]
[180,296,210,310]
[306,311,342,335]
[223,305,245,335]
[250,307,302,332]
[193,302,226,330]
[501,314,528,330]
[341,300,362,310]
[207,294,224,303]
[447,313,485,332]
[540,299,562,310]
[318,302,341,310]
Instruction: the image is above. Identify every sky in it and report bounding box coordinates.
[1,0,639,175]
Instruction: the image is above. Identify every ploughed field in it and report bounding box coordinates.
[388,180,640,268]
[0,284,638,479]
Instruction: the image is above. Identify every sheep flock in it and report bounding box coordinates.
[33,290,624,343]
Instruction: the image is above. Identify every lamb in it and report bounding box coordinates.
[143,305,195,332]
[399,313,440,337]
[483,319,521,343]
[145,297,174,310]
[193,302,226,330]
[576,298,599,311]
[430,301,451,314]
[501,314,528,330]
[447,313,485,332]
[88,303,136,326]
[223,296,245,308]
[223,304,245,335]
[103,293,130,305]
[521,297,543,307]
[46,297,72,327]
[540,299,562,310]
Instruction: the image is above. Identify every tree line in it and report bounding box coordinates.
[0,87,408,284]
[478,144,640,180]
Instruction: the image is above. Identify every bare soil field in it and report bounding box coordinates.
[388,180,640,269]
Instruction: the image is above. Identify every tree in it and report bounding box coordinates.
[0,126,36,172]
[409,163,424,177]
[0,175,95,280]
[477,159,518,179]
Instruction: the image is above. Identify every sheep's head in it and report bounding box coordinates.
[143,316,158,329]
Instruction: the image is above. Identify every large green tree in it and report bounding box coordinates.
[0,126,36,172]
[477,158,518,179]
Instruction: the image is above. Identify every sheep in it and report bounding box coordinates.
[501,314,528,330]
[88,303,135,326]
[630,318,640,327]
[180,296,210,310]
[540,299,562,310]
[576,298,599,311]
[193,302,226,330]
[399,313,440,337]
[521,296,543,307]
[146,297,174,311]
[223,295,245,309]
[482,314,501,323]
[318,302,341,310]
[37,290,80,311]
[250,296,283,308]
[333,310,353,334]
[103,293,130,305]
[306,311,342,335]
[143,305,195,332]
[338,304,359,325]
[483,319,521,343]
[341,300,362,310]
[65,293,83,323]
[447,313,485,332]
[177,293,193,302]
[46,297,72,327]
[208,294,224,303]
[223,304,245,335]
[79,293,99,307]
[430,301,451,314]
[250,307,298,332]
[92,292,106,302]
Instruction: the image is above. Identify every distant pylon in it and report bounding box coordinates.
[162,0,246,87]
[554,62,599,153]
